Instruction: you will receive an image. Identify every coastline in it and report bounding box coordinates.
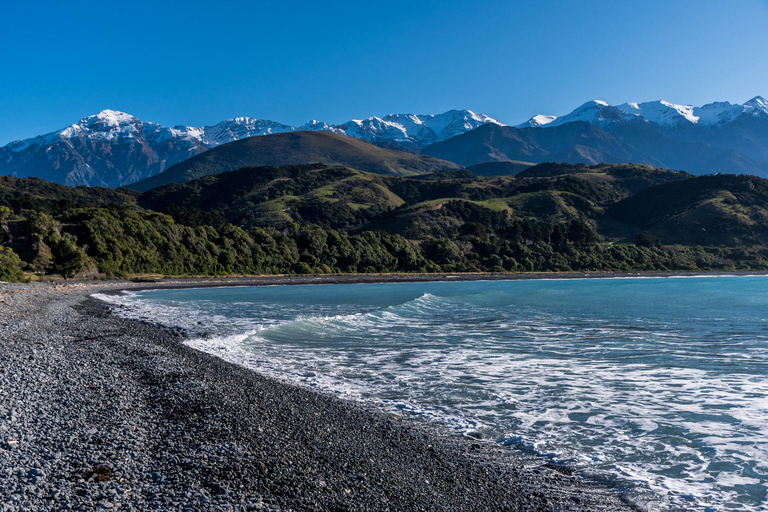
[90,269,768,295]
[1,274,723,510]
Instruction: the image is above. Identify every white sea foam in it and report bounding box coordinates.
[94,278,768,511]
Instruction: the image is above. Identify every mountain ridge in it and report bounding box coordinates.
[516,97,768,128]
[0,109,498,188]
[127,131,462,192]
[424,97,768,177]
[3,95,768,188]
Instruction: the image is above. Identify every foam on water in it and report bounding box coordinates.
[95,278,768,511]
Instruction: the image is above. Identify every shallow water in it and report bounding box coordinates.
[95,276,768,511]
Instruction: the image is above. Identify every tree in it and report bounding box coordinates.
[635,230,661,248]
[48,236,89,278]
[0,246,27,282]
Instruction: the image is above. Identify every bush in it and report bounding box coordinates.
[0,246,27,282]
[635,230,661,248]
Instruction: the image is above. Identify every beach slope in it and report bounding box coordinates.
[0,280,633,511]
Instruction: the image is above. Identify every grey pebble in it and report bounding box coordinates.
[0,279,634,511]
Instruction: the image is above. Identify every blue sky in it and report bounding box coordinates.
[2,0,767,145]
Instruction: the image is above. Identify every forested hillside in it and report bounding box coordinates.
[2,163,768,282]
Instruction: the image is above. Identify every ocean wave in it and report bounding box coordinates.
[93,279,768,512]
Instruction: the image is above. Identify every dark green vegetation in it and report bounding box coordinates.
[128,131,462,192]
[465,161,534,176]
[3,163,768,281]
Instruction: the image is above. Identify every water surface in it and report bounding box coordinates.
[96,276,768,511]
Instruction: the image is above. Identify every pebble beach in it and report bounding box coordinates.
[0,278,641,511]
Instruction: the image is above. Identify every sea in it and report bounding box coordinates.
[94,276,768,511]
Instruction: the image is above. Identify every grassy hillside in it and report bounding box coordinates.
[136,162,724,242]
[605,174,768,246]
[3,163,768,281]
[128,131,462,192]
[139,164,404,230]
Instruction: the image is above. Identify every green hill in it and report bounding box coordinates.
[139,164,405,230]
[3,163,768,281]
[128,131,462,192]
[0,176,139,212]
[605,174,768,246]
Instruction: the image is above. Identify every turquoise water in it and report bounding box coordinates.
[96,276,768,511]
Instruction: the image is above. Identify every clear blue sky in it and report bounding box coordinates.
[2,0,767,145]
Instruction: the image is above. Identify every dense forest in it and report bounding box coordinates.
[2,162,768,282]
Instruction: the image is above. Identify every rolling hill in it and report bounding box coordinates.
[604,174,768,246]
[136,161,693,238]
[128,131,462,192]
[3,162,768,280]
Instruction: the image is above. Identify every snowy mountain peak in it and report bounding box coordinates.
[201,116,294,146]
[526,96,766,128]
[1,108,501,187]
[543,100,615,127]
[745,96,768,114]
[628,100,697,125]
[333,110,502,146]
[61,109,142,141]
[515,114,557,128]
[89,109,137,126]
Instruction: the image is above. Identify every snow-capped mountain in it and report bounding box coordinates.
[199,117,295,147]
[0,109,501,187]
[4,97,768,188]
[1,111,210,188]
[517,97,768,128]
[335,110,501,147]
[425,96,768,177]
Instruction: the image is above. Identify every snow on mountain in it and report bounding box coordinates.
[516,114,557,128]
[200,117,295,146]
[527,97,768,129]
[0,109,501,187]
[413,110,501,141]
[340,116,412,144]
[744,96,768,115]
[297,120,345,134]
[612,100,696,125]
[544,100,615,127]
[333,110,503,147]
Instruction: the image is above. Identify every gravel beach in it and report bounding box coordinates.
[0,277,646,511]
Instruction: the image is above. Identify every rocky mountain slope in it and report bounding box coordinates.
[0,110,498,187]
[432,97,768,177]
[4,96,768,188]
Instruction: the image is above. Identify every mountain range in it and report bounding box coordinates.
[2,96,767,189]
[0,109,497,187]
[423,97,768,177]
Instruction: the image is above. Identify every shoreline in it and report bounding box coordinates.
[89,269,768,296]
[0,278,663,510]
